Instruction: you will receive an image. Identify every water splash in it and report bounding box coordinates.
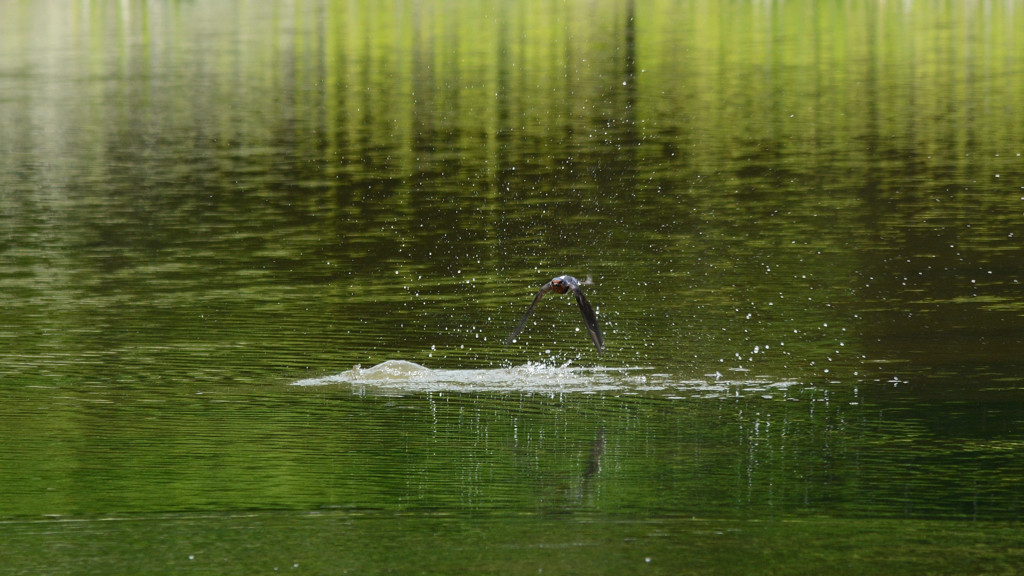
[291,359,808,399]
[291,359,640,394]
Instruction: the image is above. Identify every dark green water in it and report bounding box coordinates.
[2,0,1023,574]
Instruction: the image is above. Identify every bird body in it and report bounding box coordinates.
[506,275,604,352]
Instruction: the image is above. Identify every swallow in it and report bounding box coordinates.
[506,275,604,352]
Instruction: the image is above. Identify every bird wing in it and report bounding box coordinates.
[505,282,553,344]
[572,286,604,352]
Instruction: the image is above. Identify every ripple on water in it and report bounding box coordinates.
[290,359,819,400]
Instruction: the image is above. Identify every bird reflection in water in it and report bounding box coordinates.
[568,428,607,506]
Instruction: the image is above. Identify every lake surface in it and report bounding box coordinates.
[2,0,1023,574]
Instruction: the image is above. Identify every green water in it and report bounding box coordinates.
[2,0,1023,574]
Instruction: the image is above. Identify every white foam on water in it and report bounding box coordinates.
[291,359,642,394]
[290,359,805,398]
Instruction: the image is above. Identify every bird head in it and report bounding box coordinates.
[550,276,572,294]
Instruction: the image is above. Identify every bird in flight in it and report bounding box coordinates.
[506,275,604,352]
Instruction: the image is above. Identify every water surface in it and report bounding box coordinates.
[1,0,1023,574]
